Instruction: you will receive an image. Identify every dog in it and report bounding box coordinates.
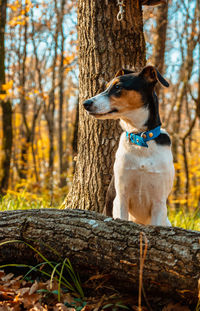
[83,66,174,226]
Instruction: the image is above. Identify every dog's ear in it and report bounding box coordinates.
[139,65,169,87]
[115,68,135,77]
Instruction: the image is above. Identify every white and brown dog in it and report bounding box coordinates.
[83,66,174,226]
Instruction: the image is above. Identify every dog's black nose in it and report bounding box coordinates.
[83,99,93,111]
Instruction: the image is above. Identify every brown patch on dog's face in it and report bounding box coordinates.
[109,89,144,114]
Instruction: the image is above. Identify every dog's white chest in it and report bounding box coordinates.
[115,132,172,173]
[113,132,174,225]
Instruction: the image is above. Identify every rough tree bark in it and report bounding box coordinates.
[64,0,146,212]
[0,209,199,304]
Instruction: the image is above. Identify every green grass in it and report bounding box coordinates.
[0,191,59,211]
[169,207,200,231]
[0,192,199,231]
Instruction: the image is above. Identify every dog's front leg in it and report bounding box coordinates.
[113,195,129,220]
[151,201,171,226]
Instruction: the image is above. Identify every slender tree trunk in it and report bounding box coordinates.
[46,94,55,204]
[72,99,79,174]
[30,101,42,184]
[152,2,168,128]
[182,116,196,209]
[152,2,168,112]
[0,101,12,194]
[58,0,66,187]
[0,0,13,195]
[64,0,146,212]
[172,84,184,210]
[19,2,30,180]
[0,209,199,304]
[45,0,59,203]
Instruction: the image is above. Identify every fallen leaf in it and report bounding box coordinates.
[29,281,39,295]
[22,292,41,309]
[1,274,14,282]
[4,279,21,289]
[16,287,30,296]
[14,276,23,282]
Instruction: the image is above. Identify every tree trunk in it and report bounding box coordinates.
[0,0,13,195]
[0,209,199,304]
[45,0,59,204]
[152,3,168,73]
[64,0,146,212]
[0,100,12,193]
[58,0,67,188]
[152,2,168,100]
[72,98,79,174]
[19,3,30,180]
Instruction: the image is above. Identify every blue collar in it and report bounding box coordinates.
[126,126,161,148]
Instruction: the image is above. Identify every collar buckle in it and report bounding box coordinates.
[141,132,147,140]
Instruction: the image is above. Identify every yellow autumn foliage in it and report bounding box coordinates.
[0,94,7,101]
[2,80,13,92]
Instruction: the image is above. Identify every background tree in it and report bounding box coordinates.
[0,0,13,195]
[152,1,168,99]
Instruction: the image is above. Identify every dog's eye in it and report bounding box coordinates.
[113,84,122,97]
[115,84,121,90]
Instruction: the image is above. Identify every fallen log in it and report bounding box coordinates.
[0,209,199,304]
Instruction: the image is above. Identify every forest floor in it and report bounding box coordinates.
[0,268,196,311]
[0,193,199,310]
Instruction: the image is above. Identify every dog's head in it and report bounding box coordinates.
[83,66,169,123]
